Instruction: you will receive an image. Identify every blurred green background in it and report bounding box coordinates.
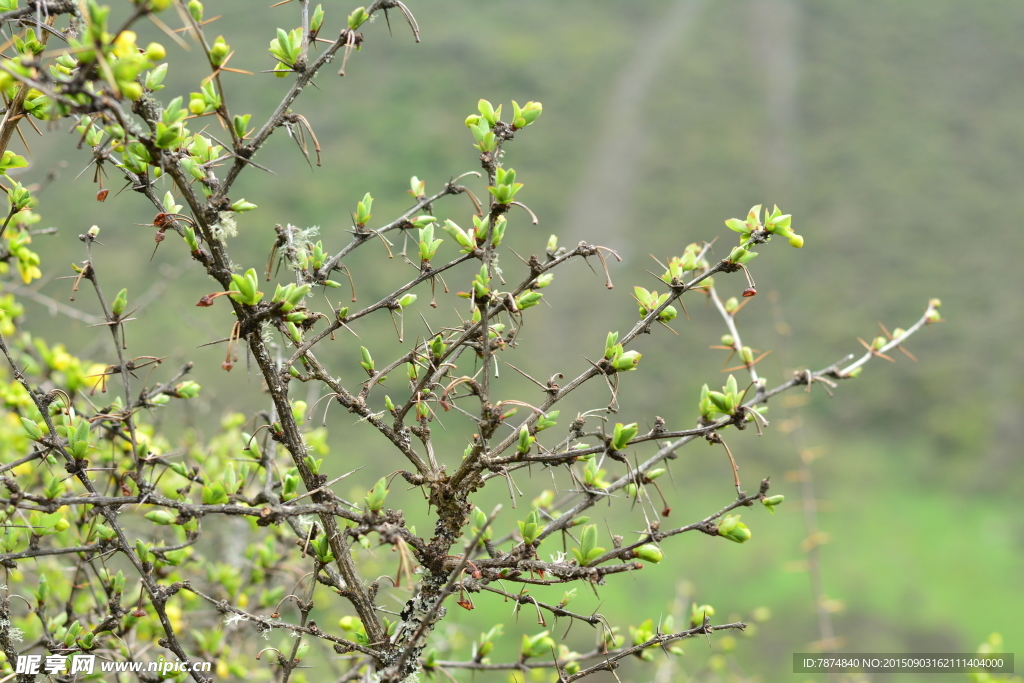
[7,0,1022,680]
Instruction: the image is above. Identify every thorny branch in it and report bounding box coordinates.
[0,1,942,682]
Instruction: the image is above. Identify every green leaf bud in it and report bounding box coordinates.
[517,425,535,454]
[230,198,257,212]
[359,346,374,373]
[135,539,152,563]
[188,94,206,116]
[183,226,199,252]
[174,380,200,398]
[470,506,492,541]
[310,4,324,34]
[477,98,498,125]
[21,416,43,440]
[690,604,715,627]
[201,482,228,505]
[634,543,663,563]
[571,524,605,566]
[725,218,749,234]
[707,390,730,413]
[611,422,638,451]
[112,288,128,317]
[612,350,641,372]
[355,192,373,226]
[348,7,369,29]
[441,219,475,252]
[717,514,751,543]
[604,331,620,358]
[210,35,230,66]
[365,477,388,513]
[516,291,543,310]
[536,410,559,431]
[534,273,554,288]
[429,334,447,359]
[762,494,784,514]
[233,114,252,138]
[145,510,176,525]
[143,42,167,65]
[520,630,554,659]
[517,508,544,545]
[511,100,542,127]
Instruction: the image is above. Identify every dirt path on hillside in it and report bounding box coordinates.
[561,0,709,261]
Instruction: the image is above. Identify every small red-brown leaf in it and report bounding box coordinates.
[96,189,109,202]
[196,294,217,307]
[456,598,474,610]
[153,212,170,227]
